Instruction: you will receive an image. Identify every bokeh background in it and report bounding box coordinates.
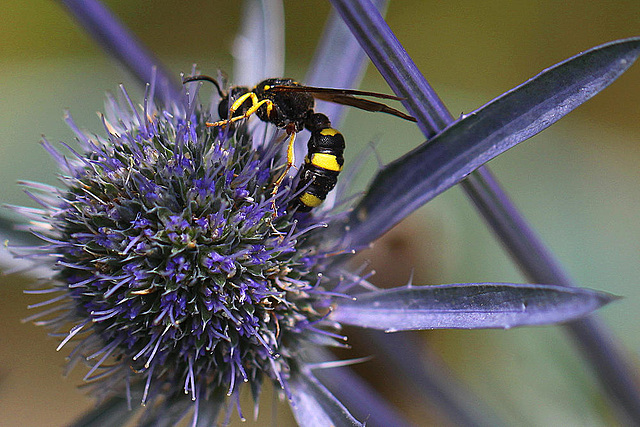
[1,1,639,425]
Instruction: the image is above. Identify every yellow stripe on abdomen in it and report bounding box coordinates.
[320,128,339,137]
[310,152,343,172]
[298,192,323,208]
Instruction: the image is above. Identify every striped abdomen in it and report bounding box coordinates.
[290,116,345,212]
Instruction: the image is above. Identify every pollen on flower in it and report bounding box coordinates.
[19,82,351,422]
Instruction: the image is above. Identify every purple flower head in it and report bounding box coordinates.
[21,73,367,422]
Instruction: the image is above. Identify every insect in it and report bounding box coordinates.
[182,75,416,213]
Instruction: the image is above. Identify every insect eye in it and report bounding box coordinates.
[218,97,229,120]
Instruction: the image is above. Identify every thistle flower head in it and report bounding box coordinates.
[24,82,349,421]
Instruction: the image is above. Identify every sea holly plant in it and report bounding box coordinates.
[1,0,639,426]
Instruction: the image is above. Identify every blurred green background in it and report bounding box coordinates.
[1,1,639,426]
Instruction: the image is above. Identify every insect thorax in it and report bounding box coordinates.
[254,78,315,131]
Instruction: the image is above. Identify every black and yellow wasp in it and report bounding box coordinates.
[182,75,416,213]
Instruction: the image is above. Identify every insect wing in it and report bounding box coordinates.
[313,93,417,121]
[269,85,403,100]
[270,85,416,122]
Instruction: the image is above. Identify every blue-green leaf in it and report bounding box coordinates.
[331,283,617,331]
[289,367,363,427]
[340,37,640,248]
[69,397,137,427]
[233,0,285,86]
[58,0,181,104]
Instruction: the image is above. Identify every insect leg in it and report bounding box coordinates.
[271,131,297,213]
[207,93,274,127]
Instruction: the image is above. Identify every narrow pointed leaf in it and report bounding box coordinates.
[331,283,617,331]
[363,331,505,427]
[289,367,363,427]
[69,397,137,427]
[339,37,640,248]
[58,0,181,104]
[194,387,225,427]
[233,0,285,86]
[0,247,56,280]
[0,212,40,246]
[330,0,451,135]
[311,348,413,427]
[0,213,55,278]
[306,0,388,125]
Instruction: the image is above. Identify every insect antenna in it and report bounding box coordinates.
[182,75,226,98]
